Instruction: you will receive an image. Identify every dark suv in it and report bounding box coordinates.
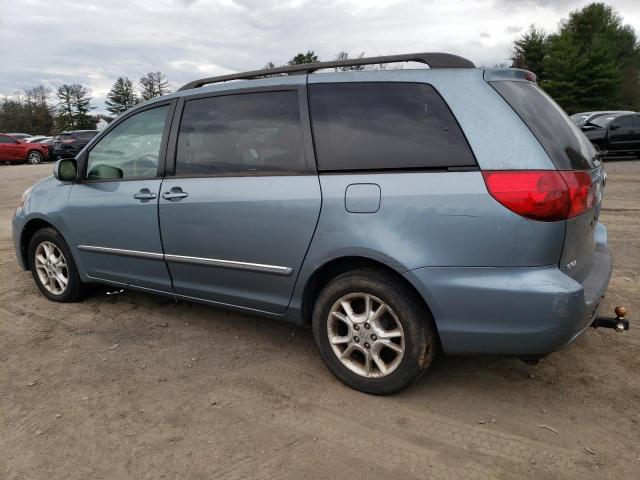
[582,112,640,158]
[52,130,99,160]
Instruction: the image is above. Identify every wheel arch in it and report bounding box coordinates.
[19,218,58,270]
[300,256,438,335]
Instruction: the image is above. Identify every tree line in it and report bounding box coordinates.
[0,71,172,135]
[511,2,640,114]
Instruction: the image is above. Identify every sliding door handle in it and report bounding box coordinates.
[162,187,188,201]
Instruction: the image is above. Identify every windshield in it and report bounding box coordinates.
[588,115,615,128]
[570,113,590,125]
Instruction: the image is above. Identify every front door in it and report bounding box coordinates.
[159,89,321,314]
[65,103,174,293]
[0,135,23,161]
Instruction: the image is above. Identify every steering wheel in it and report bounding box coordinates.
[133,154,158,177]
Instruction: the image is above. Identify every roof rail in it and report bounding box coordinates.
[177,52,475,91]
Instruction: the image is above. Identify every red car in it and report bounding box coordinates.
[0,134,48,164]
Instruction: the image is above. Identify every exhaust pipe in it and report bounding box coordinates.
[592,306,629,332]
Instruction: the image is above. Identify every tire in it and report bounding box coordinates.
[28,227,86,302]
[312,268,436,395]
[27,150,43,165]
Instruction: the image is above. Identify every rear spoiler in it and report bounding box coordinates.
[484,68,537,83]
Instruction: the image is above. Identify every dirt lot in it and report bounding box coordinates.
[0,162,638,480]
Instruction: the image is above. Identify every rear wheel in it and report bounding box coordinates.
[28,228,86,302]
[312,268,436,395]
[27,150,43,164]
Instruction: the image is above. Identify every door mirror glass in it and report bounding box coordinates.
[54,159,77,182]
[87,164,124,181]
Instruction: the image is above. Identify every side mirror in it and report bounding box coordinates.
[53,158,77,182]
[609,123,619,130]
[581,125,595,131]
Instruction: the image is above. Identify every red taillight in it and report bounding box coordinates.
[482,170,595,222]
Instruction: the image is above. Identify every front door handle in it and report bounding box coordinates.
[162,187,188,201]
[133,188,157,201]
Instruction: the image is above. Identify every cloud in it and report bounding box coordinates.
[1,0,638,112]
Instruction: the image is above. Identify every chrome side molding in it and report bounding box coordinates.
[77,245,292,276]
[78,245,164,260]
[164,254,292,275]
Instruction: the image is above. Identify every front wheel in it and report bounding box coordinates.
[27,151,43,164]
[28,227,86,302]
[312,268,436,395]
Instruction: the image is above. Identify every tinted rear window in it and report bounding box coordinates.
[490,81,595,170]
[309,83,476,171]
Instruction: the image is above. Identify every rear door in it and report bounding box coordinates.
[159,87,320,313]
[490,80,603,282]
[607,115,635,151]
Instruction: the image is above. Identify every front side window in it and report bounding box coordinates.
[309,82,476,171]
[0,135,16,144]
[175,91,305,175]
[86,105,169,180]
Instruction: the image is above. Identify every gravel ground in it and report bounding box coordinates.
[1,161,639,480]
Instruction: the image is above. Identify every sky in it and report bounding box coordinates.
[1,0,639,113]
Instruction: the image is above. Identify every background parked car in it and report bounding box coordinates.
[582,112,640,158]
[4,133,33,140]
[0,134,47,164]
[570,110,634,128]
[52,130,98,160]
[24,136,49,143]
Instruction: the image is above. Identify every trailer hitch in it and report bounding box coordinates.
[592,306,629,332]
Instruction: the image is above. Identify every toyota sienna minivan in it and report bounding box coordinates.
[12,53,612,394]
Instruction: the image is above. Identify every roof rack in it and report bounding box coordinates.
[177,52,475,91]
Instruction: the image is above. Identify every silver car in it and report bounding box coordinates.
[12,53,612,394]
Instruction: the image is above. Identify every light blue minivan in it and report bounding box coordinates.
[13,53,612,394]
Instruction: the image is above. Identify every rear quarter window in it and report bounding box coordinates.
[308,82,476,171]
[490,81,596,170]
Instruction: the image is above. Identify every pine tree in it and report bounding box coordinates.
[288,51,319,65]
[70,84,94,129]
[56,85,75,131]
[139,72,171,101]
[105,77,138,115]
[55,84,94,130]
[510,25,547,78]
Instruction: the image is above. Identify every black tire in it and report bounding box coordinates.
[28,227,86,302]
[26,150,43,165]
[312,268,436,395]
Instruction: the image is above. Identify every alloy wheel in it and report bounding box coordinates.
[28,151,43,164]
[327,293,405,378]
[34,241,68,295]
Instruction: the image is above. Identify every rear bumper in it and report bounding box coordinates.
[404,224,612,356]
